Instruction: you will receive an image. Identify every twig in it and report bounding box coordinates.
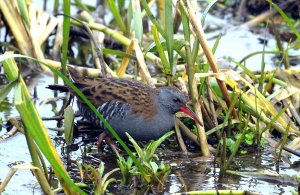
[176,118,199,146]
[0,126,18,142]
[283,146,300,157]
[239,1,289,28]
[236,0,247,20]
[174,119,188,153]
[41,114,80,121]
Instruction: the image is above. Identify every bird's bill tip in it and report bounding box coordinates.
[180,106,203,126]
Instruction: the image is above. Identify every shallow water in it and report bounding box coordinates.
[162,151,299,194]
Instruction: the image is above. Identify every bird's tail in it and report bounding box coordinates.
[67,65,82,82]
[47,84,69,92]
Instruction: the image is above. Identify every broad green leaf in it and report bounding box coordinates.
[64,105,74,143]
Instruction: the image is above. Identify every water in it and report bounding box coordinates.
[161,151,298,194]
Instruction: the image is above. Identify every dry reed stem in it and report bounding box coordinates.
[0,167,17,192]
[0,1,58,72]
[241,9,277,28]
[207,78,219,127]
[52,21,63,61]
[133,39,154,86]
[175,121,188,152]
[117,40,135,77]
[29,5,49,72]
[194,99,210,155]
[182,0,238,119]
[0,164,53,194]
[44,59,157,83]
[74,20,163,68]
[225,70,300,135]
[37,9,59,44]
[180,0,210,156]
[0,0,33,56]
[0,126,18,142]
[176,118,200,146]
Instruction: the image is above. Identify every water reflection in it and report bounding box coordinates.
[162,149,298,194]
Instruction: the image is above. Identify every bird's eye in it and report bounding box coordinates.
[173,98,180,103]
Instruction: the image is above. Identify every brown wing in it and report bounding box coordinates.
[68,70,158,119]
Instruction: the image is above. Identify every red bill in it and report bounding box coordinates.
[180,106,203,126]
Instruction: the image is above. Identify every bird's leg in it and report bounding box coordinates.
[105,136,122,156]
[97,131,122,156]
[97,131,109,149]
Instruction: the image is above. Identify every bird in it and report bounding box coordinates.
[48,67,202,141]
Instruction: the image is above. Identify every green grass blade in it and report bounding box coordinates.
[126,133,144,160]
[106,0,126,33]
[201,0,218,25]
[118,0,125,13]
[260,104,289,135]
[102,48,136,59]
[132,0,143,43]
[267,0,300,40]
[62,0,71,76]
[239,51,280,64]
[53,0,59,14]
[179,3,194,96]
[152,25,170,75]
[258,38,266,93]
[16,0,30,27]
[145,39,186,53]
[165,0,174,75]
[74,0,90,12]
[231,60,256,80]
[141,0,165,37]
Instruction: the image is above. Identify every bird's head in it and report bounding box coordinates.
[158,87,202,125]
